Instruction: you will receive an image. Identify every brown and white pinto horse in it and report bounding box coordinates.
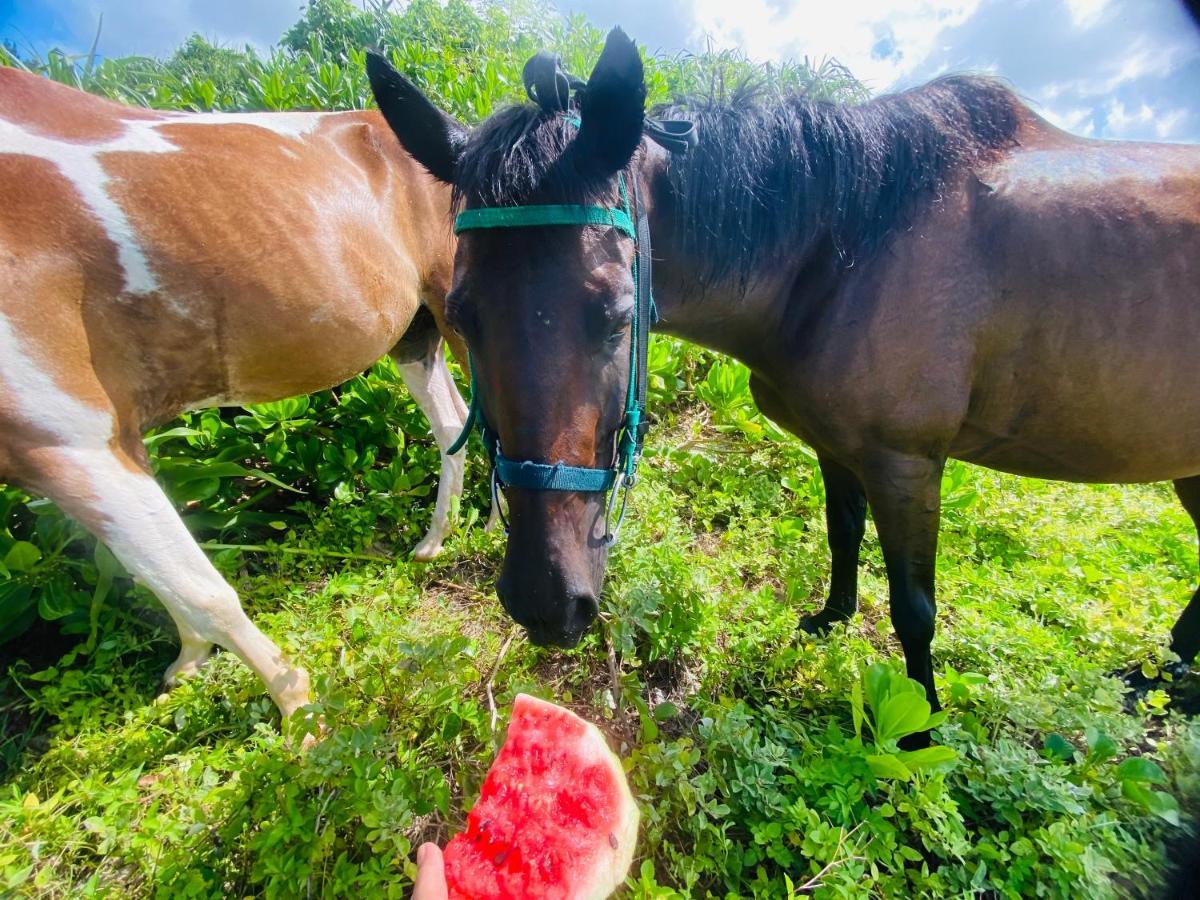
[0,67,474,722]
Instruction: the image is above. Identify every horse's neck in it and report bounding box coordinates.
[647,166,814,370]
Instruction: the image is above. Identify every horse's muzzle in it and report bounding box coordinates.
[500,583,599,649]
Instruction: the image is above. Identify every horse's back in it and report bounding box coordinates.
[951,128,1200,482]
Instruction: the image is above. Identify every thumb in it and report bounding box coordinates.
[412,842,448,900]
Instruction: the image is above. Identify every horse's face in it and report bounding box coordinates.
[369,30,648,647]
[450,228,635,645]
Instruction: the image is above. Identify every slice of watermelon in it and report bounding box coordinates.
[443,694,639,899]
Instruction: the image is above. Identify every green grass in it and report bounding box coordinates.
[2,1,1198,895]
[2,341,1198,897]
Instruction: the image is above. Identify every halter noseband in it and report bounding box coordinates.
[446,52,695,545]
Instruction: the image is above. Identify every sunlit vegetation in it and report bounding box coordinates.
[1,2,1196,896]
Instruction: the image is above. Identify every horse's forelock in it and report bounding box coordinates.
[452,104,614,210]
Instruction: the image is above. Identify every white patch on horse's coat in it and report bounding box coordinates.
[0,111,329,301]
[0,303,309,715]
[156,111,331,141]
[0,117,177,297]
[0,311,113,444]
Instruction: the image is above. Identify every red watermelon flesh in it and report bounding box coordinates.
[443,694,639,899]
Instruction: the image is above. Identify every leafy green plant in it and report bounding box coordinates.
[850,663,958,782]
[2,3,1196,899]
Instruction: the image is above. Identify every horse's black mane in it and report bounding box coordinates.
[453,75,1023,287]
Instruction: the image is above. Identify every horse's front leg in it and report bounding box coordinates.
[861,450,945,744]
[801,455,867,635]
[17,440,312,724]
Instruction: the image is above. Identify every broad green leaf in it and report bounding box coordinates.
[652,702,680,721]
[898,745,958,772]
[143,426,205,447]
[866,753,913,781]
[37,576,83,620]
[4,541,42,573]
[925,710,948,731]
[1116,757,1167,785]
[163,460,302,493]
[863,662,892,718]
[1043,734,1075,762]
[171,476,222,504]
[1143,789,1181,825]
[875,692,932,744]
[1084,727,1117,762]
[1120,780,1178,823]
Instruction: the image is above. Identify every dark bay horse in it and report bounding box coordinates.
[0,67,482,723]
[367,30,1200,717]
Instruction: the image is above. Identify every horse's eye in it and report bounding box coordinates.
[445,293,476,338]
[606,323,629,345]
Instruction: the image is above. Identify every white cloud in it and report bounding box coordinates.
[682,0,983,90]
[563,0,1200,140]
[1040,104,1097,135]
[1064,0,1113,28]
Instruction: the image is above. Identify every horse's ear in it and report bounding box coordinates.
[574,28,646,178]
[367,50,466,184]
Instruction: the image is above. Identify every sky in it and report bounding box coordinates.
[1,0,1198,141]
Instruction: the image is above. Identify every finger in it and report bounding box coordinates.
[412,842,448,900]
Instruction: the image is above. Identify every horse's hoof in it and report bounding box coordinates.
[412,534,445,562]
[292,715,327,751]
[898,730,932,751]
[799,607,853,637]
[1118,661,1193,712]
[161,646,213,689]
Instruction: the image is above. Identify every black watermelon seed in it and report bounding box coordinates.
[608,832,619,849]
[494,850,508,865]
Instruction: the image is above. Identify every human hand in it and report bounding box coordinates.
[412,842,448,900]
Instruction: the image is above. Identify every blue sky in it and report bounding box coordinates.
[2,0,1198,141]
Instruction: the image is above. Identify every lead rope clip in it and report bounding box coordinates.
[603,472,634,547]
[491,441,510,534]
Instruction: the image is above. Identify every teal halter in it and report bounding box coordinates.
[445,51,694,544]
[447,169,652,544]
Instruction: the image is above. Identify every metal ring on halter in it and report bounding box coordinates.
[603,472,632,546]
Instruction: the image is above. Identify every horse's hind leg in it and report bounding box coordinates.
[393,337,468,561]
[18,442,311,719]
[1167,476,1200,668]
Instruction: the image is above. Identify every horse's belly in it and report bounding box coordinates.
[950,405,1200,484]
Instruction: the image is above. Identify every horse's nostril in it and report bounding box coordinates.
[566,592,599,635]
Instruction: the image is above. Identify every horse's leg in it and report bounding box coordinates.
[1168,477,1200,668]
[394,339,467,561]
[861,451,944,739]
[18,442,311,719]
[800,455,868,635]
